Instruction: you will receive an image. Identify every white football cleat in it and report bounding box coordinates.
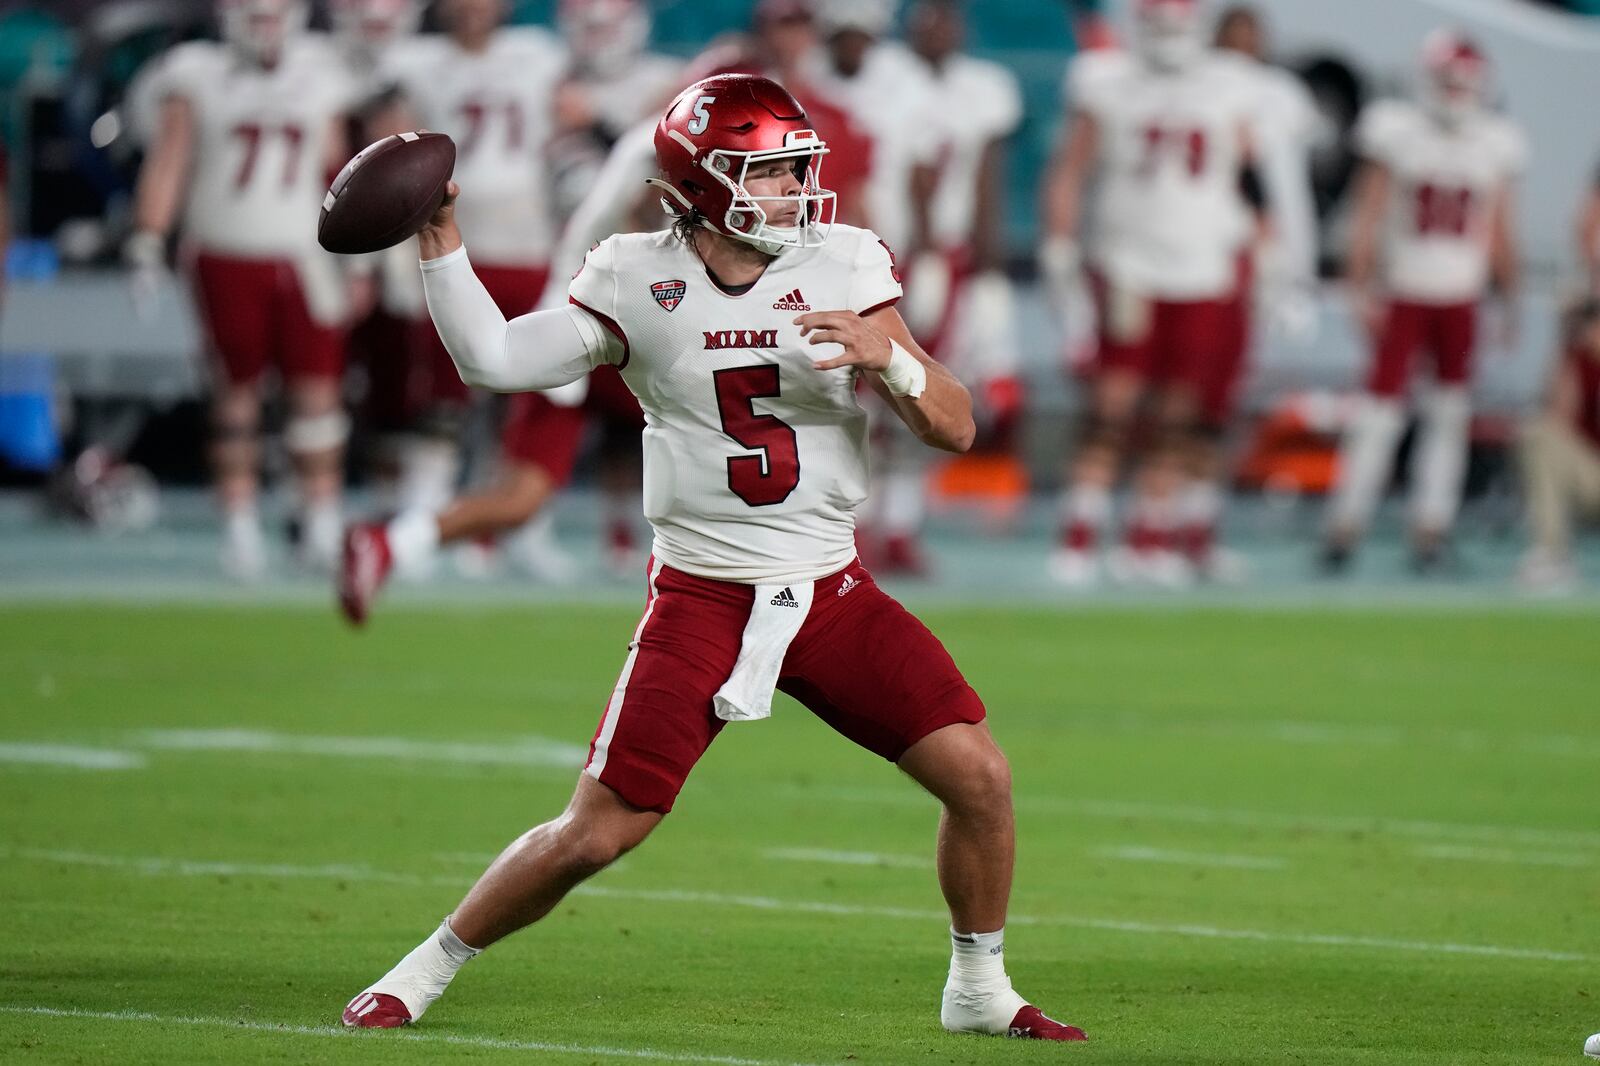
[220,511,268,582]
[1515,548,1578,596]
[1107,546,1193,590]
[1584,1031,1600,1058]
[1047,547,1100,588]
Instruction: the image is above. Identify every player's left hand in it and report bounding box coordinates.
[795,311,891,373]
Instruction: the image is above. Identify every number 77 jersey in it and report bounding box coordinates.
[141,38,355,257]
[568,223,903,584]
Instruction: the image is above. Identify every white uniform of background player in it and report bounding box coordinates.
[1324,30,1525,572]
[126,0,357,578]
[1041,0,1260,588]
[377,2,566,515]
[548,0,681,221]
[803,0,941,256]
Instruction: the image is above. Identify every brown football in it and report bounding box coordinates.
[317,131,456,255]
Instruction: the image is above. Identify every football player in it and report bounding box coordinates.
[1041,0,1263,587]
[1515,297,1600,594]
[372,0,570,538]
[126,0,357,577]
[340,74,1085,1044]
[1322,30,1525,573]
[1194,4,1320,580]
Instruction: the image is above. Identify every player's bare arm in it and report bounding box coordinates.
[1038,111,1098,302]
[1489,180,1521,344]
[798,306,975,453]
[131,96,196,242]
[1344,158,1392,335]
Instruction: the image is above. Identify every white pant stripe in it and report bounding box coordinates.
[586,557,665,783]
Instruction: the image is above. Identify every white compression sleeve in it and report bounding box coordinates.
[420,245,618,392]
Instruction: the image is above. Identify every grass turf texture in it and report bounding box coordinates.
[0,604,1596,1064]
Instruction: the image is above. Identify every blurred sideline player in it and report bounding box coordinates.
[883,0,1024,571]
[1041,0,1263,588]
[341,72,1085,1044]
[328,0,438,511]
[1196,4,1319,579]
[547,0,680,220]
[340,123,655,622]
[127,0,357,578]
[1515,297,1600,594]
[372,0,568,545]
[804,0,945,572]
[1322,30,1524,574]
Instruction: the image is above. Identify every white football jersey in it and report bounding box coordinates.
[923,53,1023,250]
[144,37,355,257]
[384,29,566,266]
[1218,51,1319,283]
[1356,99,1526,304]
[804,42,942,253]
[568,224,903,584]
[1068,48,1255,299]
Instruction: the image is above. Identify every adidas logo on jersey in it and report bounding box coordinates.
[704,329,779,350]
[837,573,859,597]
[770,586,800,607]
[772,288,811,311]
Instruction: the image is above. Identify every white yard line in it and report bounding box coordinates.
[762,848,932,870]
[135,729,587,768]
[1092,845,1287,871]
[5,846,1584,964]
[0,743,146,770]
[0,1005,831,1066]
[1415,844,1598,869]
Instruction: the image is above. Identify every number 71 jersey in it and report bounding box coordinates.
[568,224,903,584]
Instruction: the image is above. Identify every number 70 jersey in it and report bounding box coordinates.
[568,224,903,585]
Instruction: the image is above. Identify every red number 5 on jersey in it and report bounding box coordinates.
[713,365,800,507]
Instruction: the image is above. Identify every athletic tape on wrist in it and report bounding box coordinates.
[878,339,927,399]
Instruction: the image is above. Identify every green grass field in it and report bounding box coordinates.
[1,603,1596,1064]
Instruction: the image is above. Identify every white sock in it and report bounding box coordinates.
[302,499,342,558]
[940,927,1027,1034]
[365,918,481,1022]
[1410,386,1470,534]
[1060,483,1111,533]
[397,437,461,514]
[1328,395,1405,536]
[1181,481,1223,529]
[387,509,441,575]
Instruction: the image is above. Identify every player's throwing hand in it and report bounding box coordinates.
[796,311,891,373]
[418,180,462,260]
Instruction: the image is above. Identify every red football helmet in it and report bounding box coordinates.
[648,74,835,256]
[1421,28,1487,124]
[217,0,307,62]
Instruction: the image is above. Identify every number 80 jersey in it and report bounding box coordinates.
[568,224,903,584]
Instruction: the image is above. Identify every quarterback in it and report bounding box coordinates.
[340,74,1085,1042]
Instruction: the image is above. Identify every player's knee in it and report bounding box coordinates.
[952,745,1012,823]
[554,816,650,876]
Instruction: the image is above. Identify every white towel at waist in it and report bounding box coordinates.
[712,579,815,722]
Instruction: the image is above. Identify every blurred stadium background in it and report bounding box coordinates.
[1,1,1597,1063]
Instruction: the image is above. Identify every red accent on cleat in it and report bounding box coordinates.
[342,991,411,1028]
[1007,1005,1087,1042]
[338,523,394,627]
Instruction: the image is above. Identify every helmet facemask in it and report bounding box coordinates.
[653,127,836,256]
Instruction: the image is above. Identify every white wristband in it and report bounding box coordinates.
[877,338,927,399]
